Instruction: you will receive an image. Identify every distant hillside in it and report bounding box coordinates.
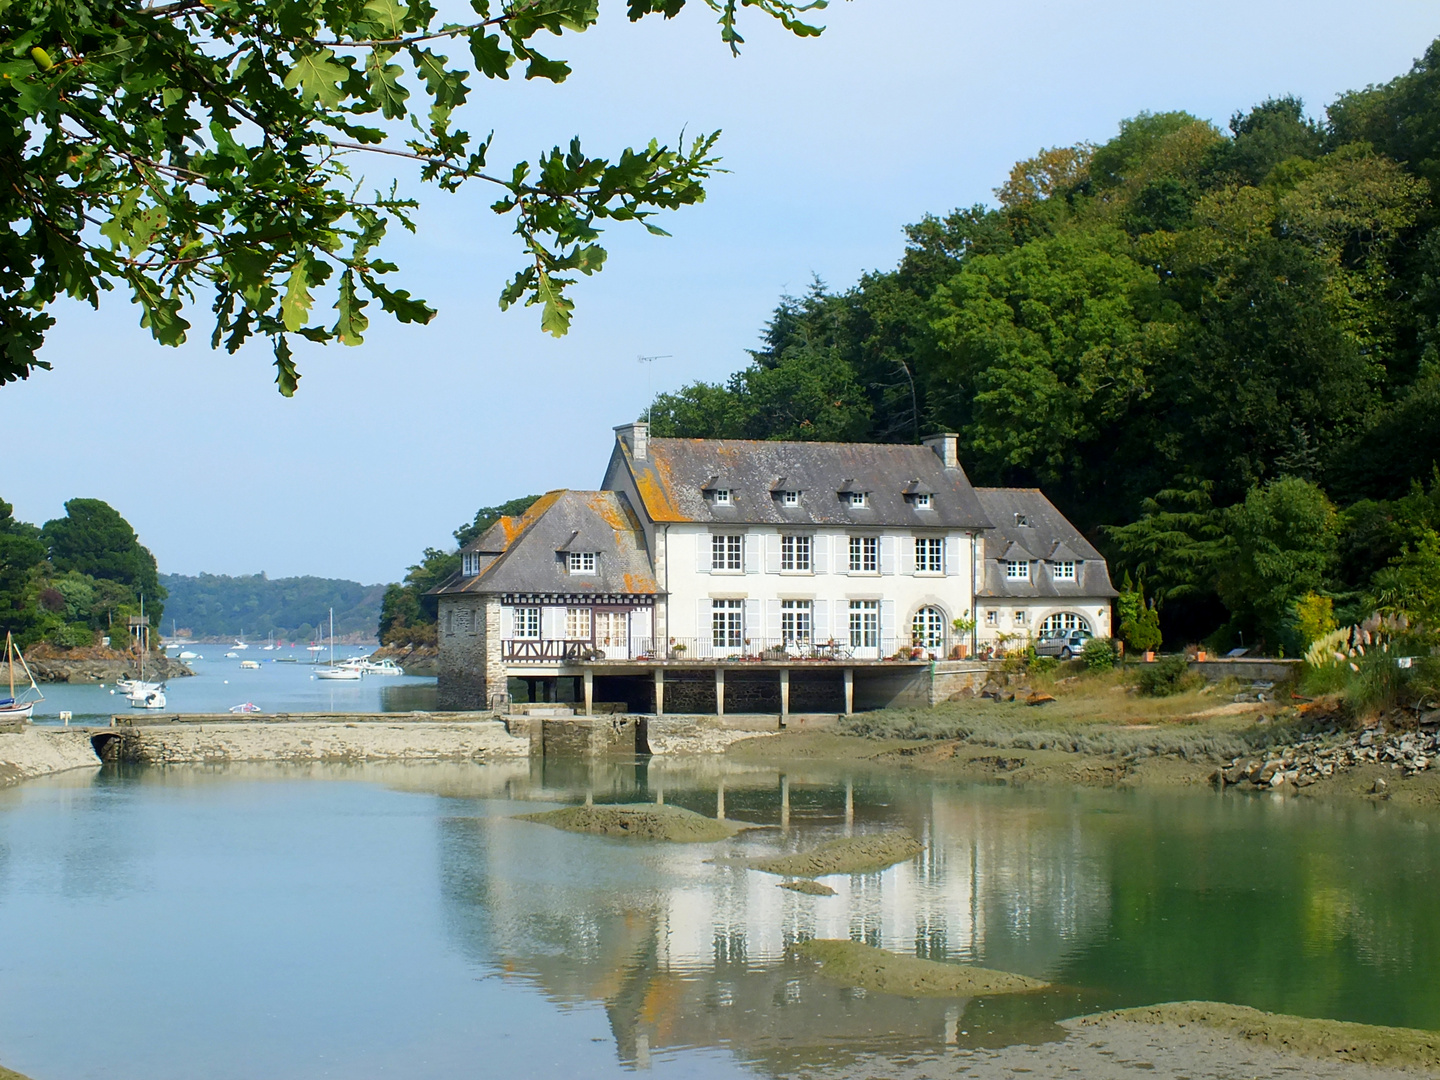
[159,573,386,641]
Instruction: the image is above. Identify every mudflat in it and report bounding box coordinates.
[515,802,745,841]
[796,939,1047,997]
[747,834,925,877]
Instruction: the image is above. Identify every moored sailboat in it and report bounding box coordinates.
[0,632,43,721]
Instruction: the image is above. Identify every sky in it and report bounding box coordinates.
[10,1,1439,585]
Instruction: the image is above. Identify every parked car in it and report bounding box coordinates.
[1034,628,1093,660]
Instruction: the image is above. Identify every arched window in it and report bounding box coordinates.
[912,606,946,650]
[1040,612,1091,636]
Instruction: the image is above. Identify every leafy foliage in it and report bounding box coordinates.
[1081,636,1115,672]
[0,0,825,392]
[41,498,163,623]
[1135,654,1196,697]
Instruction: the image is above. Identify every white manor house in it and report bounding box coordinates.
[433,423,1115,714]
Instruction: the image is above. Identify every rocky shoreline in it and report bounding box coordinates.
[24,645,194,684]
[1217,716,1440,792]
[370,642,437,676]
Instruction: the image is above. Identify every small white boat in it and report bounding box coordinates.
[0,633,42,722]
[316,609,362,679]
[239,660,260,670]
[128,687,167,709]
[179,651,199,660]
[229,702,262,714]
[225,652,239,659]
[116,677,164,696]
[366,658,405,676]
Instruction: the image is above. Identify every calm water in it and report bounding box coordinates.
[0,759,1436,1080]
[29,646,437,723]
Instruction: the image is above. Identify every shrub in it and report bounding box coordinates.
[1082,638,1116,671]
[1345,647,1412,717]
[1030,655,1059,674]
[1136,654,1198,697]
[67,623,94,648]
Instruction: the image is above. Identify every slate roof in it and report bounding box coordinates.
[610,437,993,529]
[974,488,1117,600]
[433,490,659,597]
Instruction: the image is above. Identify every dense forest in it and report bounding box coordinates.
[0,498,164,648]
[377,496,541,645]
[646,37,1440,654]
[159,573,387,641]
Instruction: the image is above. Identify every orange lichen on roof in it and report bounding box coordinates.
[633,445,687,521]
[585,490,630,533]
[622,572,658,594]
[500,490,564,545]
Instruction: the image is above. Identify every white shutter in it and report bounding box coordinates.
[880,535,896,575]
[944,535,960,577]
[765,533,781,574]
[697,531,712,572]
[814,535,829,574]
[744,598,762,641]
[540,606,559,640]
[766,599,782,640]
[813,599,829,643]
[899,537,916,576]
[697,599,711,649]
[743,534,760,574]
[881,599,897,649]
[499,606,512,638]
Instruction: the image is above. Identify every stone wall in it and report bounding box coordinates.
[436,596,503,710]
[537,717,642,756]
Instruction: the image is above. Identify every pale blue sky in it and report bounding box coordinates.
[11,1,1438,583]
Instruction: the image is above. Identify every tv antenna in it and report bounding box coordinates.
[637,354,672,424]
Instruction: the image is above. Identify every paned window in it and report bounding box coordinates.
[1005,560,1029,580]
[781,534,812,572]
[1053,560,1076,581]
[1040,612,1091,636]
[847,491,868,508]
[565,607,592,640]
[712,534,743,571]
[568,551,596,573]
[1014,513,1029,526]
[712,599,744,648]
[985,610,998,626]
[849,535,878,573]
[513,606,541,639]
[912,607,946,650]
[781,490,800,506]
[1013,610,1027,625]
[849,600,879,649]
[713,488,731,505]
[781,599,812,644]
[914,493,932,508]
[462,552,480,576]
[915,537,943,573]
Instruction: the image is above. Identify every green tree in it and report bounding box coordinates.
[0,499,47,642]
[41,499,163,625]
[0,0,823,392]
[1216,478,1338,648]
[454,494,543,549]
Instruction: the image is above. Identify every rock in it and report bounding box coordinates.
[1025,693,1056,706]
[1372,777,1388,794]
[1359,730,1374,747]
[1295,774,1316,787]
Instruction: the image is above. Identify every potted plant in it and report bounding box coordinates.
[951,611,976,659]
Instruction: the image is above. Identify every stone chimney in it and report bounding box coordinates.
[615,421,649,461]
[922,432,959,469]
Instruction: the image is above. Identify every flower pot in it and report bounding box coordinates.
[1143,650,1156,662]
[952,644,969,660]
[1195,650,1208,662]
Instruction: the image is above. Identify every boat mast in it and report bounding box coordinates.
[329,608,335,668]
[7,632,14,701]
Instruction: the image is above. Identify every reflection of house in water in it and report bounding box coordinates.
[435,764,1110,1070]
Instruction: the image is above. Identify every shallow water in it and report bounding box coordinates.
[0,759,1436,1080]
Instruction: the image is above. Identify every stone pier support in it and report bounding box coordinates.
[843,668,854,715]
[654,669,665,715]
[779,667,790,719]
[715,667,726,716]
[582,669,593,716]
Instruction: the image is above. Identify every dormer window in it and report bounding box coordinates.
[1014,513,1029,527]
[1053,560,1077,581]
[1005,560,1030,581]
[846,491,868,508]
[780,490,800,506]
[568,551,597,573]
[713,488,732,506]
[462,552,480,576]
[914,493,932,508]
